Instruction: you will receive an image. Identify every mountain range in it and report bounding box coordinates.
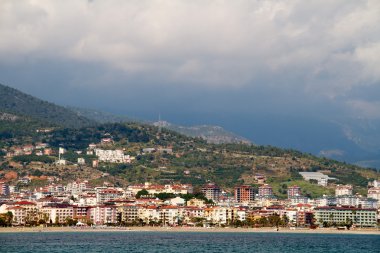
[0,84,94,128]
[69,106,250,145]
[0,82,379,195]
[1,82,379,169]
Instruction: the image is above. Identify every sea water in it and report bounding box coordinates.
[0,232,379,253]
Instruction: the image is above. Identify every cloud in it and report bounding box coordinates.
[319,149,345,158]
[346,100,380,119]
[1,0,379,94]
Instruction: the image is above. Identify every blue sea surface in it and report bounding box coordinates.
[0,232,379,253]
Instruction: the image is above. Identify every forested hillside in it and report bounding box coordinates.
[0,83,94,128]
[1,121,378,197]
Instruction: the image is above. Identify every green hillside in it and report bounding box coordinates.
[70,107,251,144]
[68,107,136,124]
[0,112,52,147]
[0,83,94,128]
[1,121,378,197]
[0,84,379,197]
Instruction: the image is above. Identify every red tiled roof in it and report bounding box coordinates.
[161,205,178,209]
[315,206,376,211]
[7,206,25,210]
[13,201,36,206]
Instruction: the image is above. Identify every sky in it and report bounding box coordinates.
[1,0,380,163]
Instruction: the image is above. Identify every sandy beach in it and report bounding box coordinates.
[0,226,379,235]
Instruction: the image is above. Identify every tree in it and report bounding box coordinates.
[25,210,38,226]
[268,214,281,228]
[345,218,353,230]
[154,192,176,200]
[329,213,334,227]
[0,212,13,227]
[136,189,149,199]
[65,217,78,226]
[281,214,289,226]
[5,211,13,226]
[257,217,269,227]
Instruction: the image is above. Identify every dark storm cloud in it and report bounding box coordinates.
[1,0,380,159]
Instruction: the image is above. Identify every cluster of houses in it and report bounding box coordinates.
[5,143,53,157]
[0,180,379,228]
[2,140,175,168]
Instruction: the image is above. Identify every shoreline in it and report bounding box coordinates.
[1,226,379,235]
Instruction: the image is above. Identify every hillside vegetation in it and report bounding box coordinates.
[1,121,379,197]
[0,84,379,197]
[71,107,251,144]
[0,112,53,146]
[0,83,94,128]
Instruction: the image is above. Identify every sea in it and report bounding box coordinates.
[0,232,379,253]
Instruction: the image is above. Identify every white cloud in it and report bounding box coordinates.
[0,0,379,94]
[355,42,380,81]
[347,100,380,119]
[319,149,344,157]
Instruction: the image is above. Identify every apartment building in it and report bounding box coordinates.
[235,185,255,203]
[314,207,377,227]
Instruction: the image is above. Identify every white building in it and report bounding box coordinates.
[358,198,378,209]
[127,182,193,195]
[95,149,133,163]
[77,158,86,165]
[315,207,377,227]
[78,195,97,206]
[369,180,380,188]
[41,204,74,224]
[289,196,309,205]
[7,206,27,225]
[165,197,186,206]
[335,185,353,196]
[89,205,117,225]
[336,195,359,207]
[299,172,336,186]
[368,187,380,207]
[56,159,67,165]
[335,195,378,208]
[160,206,180,226]
[315,196,337,207]
[204,207,246,225]
[138,206,160,224]
[66,181,89,195]
[95,188,124,204]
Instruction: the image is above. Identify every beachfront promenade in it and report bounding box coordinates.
[1,226,379,235]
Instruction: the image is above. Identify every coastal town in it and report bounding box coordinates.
[1,136,380,231]
[2,2,380,252]
[1,173,379,229]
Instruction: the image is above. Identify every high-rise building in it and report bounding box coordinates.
[287,185,301,198]
[258,184,273,197]
[202,183,221,202]
[0,181,10,196]
[235,185,255,203]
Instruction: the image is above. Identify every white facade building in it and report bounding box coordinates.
[95,149,133,163]
[367,187,380,207]
[335,185,353,196]
[90,205,117,224]
[299,172,336,186]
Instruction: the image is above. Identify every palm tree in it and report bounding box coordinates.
[329,213,334,227]
[351,210,357,228]
[5,212,13,226]
[148,215,153,226]
[282,214,289,227]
